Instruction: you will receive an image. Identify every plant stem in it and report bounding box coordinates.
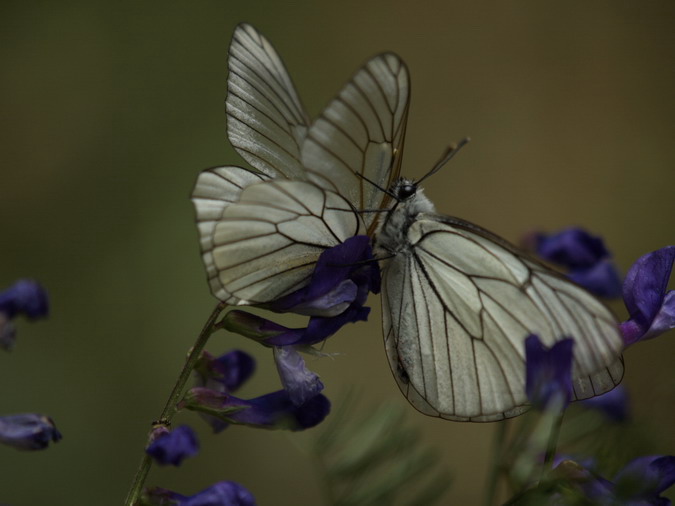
[540,407,565,480]
[484,420,508,506]
[123,302,226,506]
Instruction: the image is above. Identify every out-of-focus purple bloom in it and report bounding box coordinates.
[273,346,324,406]
[555,455,675,505]
[552,459,615,503]
[533,228,609,269]
[180,387,330,431]
[0,279,49,351]
[193,350,256,434]
[612,455,675,504]
[567,259,623,299]
[580,384,630,422]
[525,228,622,298]
[620,246,675,346]
[144,481,256,506]
[146,425,199,466]
[0,413,62,450]
[224,236,380,347]
[525,335,574,410]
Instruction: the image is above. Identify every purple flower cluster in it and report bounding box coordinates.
[0,280,61,452]
[142,237,377,503]
[529,228,674,348]
[181,349,330,433]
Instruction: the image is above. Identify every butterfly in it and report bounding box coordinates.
[192,24,624,422]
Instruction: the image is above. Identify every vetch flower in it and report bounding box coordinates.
[180,387,330,431]
[193,350,256,433]
[0,413,62,450]
[273,345,324,406]
[223,235,380,347]
[525,228,622,298]
[525,334,574,410]
[146,425,199,466]
[580,384,630,422]
[144,480,256,506]
[620,246,675,346]
[554,455,675,505]
[0,279,49,351]
[194,350,255,393]
[612,455,675,504]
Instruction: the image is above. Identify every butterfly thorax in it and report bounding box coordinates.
[374,178,436,256]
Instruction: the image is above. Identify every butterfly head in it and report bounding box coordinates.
[389,178,435,214]
[393,178,418,201]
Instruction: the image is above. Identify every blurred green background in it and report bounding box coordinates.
[1,1,674,504]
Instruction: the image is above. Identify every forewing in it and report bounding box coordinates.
[227,23,311,179]
[301,53,410,233]
[206,180,363,304]
[382,215,624,422]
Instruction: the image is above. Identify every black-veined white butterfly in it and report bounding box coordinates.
[192,24,623,422]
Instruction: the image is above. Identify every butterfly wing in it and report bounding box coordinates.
[302,53,410,234]
[202,179,363,305]
[227,23,311,179]
[382,214,624,422]
[192,166,270,300]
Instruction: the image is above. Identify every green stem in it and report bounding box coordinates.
[540,408,565,481]
[484,421,508,506]
[123,302,226,506]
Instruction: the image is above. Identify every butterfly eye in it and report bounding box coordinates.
[398,183,417,200]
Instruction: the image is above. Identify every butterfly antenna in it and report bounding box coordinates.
[354,171,399,201]
[417,137,471,185]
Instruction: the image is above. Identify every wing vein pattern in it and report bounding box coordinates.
[383,215,624,422]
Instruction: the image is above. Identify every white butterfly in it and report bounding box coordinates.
[192,24,623,422]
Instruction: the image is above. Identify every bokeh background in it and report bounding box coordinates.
[1,1,674,504]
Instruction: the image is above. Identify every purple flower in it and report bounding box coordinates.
[194,350,255,393]
[180,387,330,431]
[612,455,675,504]
[534,228,609,269]
[555,455,675,505]
[273,346,324,406]
[146,425,199,466]
[526,228,622,298]
[144,481,256,506]
[580,384,630,422]
[262,235,380,316]
[620,246,675,346]
[0,279,49,351]
[223,236,380,347]
[193,350,256,433]
[525,335,574,409]
[0,413,62,450]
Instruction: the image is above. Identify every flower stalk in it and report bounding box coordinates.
[123,302,226,506]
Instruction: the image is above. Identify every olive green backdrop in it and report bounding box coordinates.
[1,1,674,505]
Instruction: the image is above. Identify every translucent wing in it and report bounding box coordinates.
[382,215,624,422]
[204,179,363,304]
[302,53,410,234]
[192,166,270,300]
[227,23,310,179]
